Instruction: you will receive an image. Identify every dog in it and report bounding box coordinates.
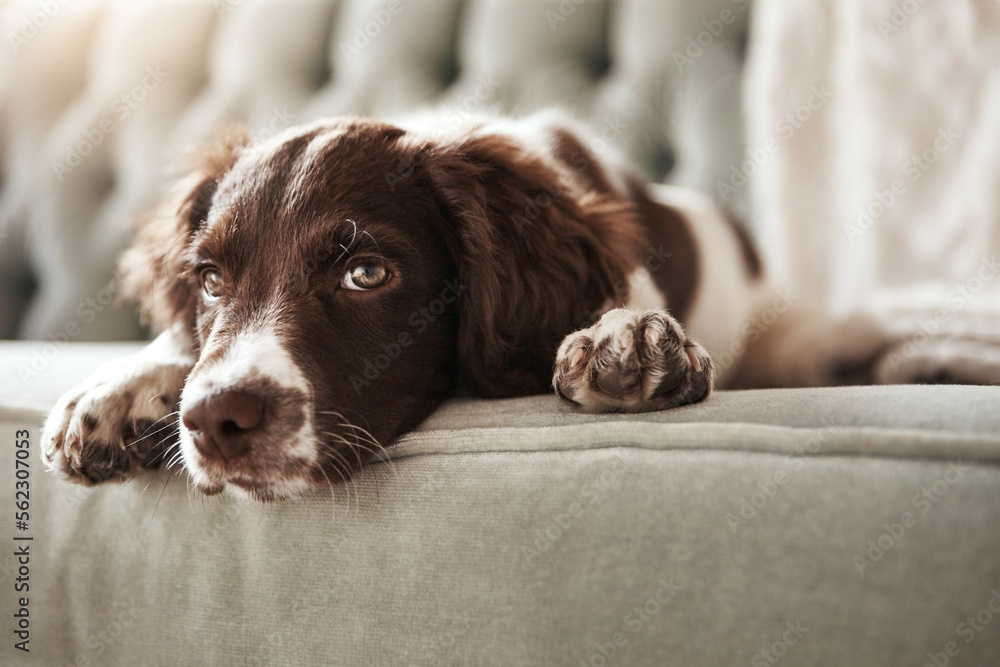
[39,112,980,502]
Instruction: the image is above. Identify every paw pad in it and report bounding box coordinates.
[554,308,714,412]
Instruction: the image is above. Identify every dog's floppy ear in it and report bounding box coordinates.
[119,127,250,336]
[422,132,642,397]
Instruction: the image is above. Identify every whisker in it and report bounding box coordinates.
[164,448,187,471]
[332,219,360,263]
[148,472,172,522]
[319,411,395,471]
[126,411,180,449]
[315,466,342,522]
[120,427,181,489]
[136,409,179,431]
[324,433,362,512]
[320,435,361,510]
[149,435,182,467]
[317,412,397,509]
[186,475,198,514]
[164,443,184,470]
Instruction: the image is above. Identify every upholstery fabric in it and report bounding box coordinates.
[1,343,999,665]
[3,3,1000,665]
[0,0,749,340]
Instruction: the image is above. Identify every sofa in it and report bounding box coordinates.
[2,1,999,665]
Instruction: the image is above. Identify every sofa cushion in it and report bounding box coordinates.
[2,342,999,666]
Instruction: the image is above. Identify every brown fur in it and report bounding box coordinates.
[112,118,653,466]
[46,115,729,496]
[418,131,643,396]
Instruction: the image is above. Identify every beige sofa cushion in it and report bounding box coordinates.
[2,343,999,665]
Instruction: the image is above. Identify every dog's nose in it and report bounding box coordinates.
[181,390,264,462]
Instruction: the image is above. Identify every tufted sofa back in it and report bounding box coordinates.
[0,0,750,341]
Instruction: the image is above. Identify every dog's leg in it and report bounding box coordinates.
[870,311,1000,386]
[724,306,1000,388]
[553,308,714,412]
[719,306,888,388]
[874,328,1000,385]
[42,326,195,484]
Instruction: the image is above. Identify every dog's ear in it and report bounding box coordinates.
[119,127,250,336]
[422,132,642,397]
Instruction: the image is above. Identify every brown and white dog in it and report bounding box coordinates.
[38,112,969,502]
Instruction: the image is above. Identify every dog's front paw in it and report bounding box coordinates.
[41,358,189,485]
[553,308,714,412]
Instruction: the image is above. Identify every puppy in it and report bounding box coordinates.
[38,112,964,501]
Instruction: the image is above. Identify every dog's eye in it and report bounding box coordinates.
[341,263,390,291]
[200,268,225,300]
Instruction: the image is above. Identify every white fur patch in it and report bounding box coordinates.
[626,267,667,312]
[41,326,194,477]
[649,184,769,387]
[179,318,317,492]
[184,326,311,401]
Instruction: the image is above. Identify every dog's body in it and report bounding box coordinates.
[39,112,961,501]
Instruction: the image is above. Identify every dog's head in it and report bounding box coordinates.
[121,116,638,500]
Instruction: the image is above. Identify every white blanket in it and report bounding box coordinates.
[744,0,1000,315]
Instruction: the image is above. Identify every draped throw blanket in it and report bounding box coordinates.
[745,0,1000,315]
